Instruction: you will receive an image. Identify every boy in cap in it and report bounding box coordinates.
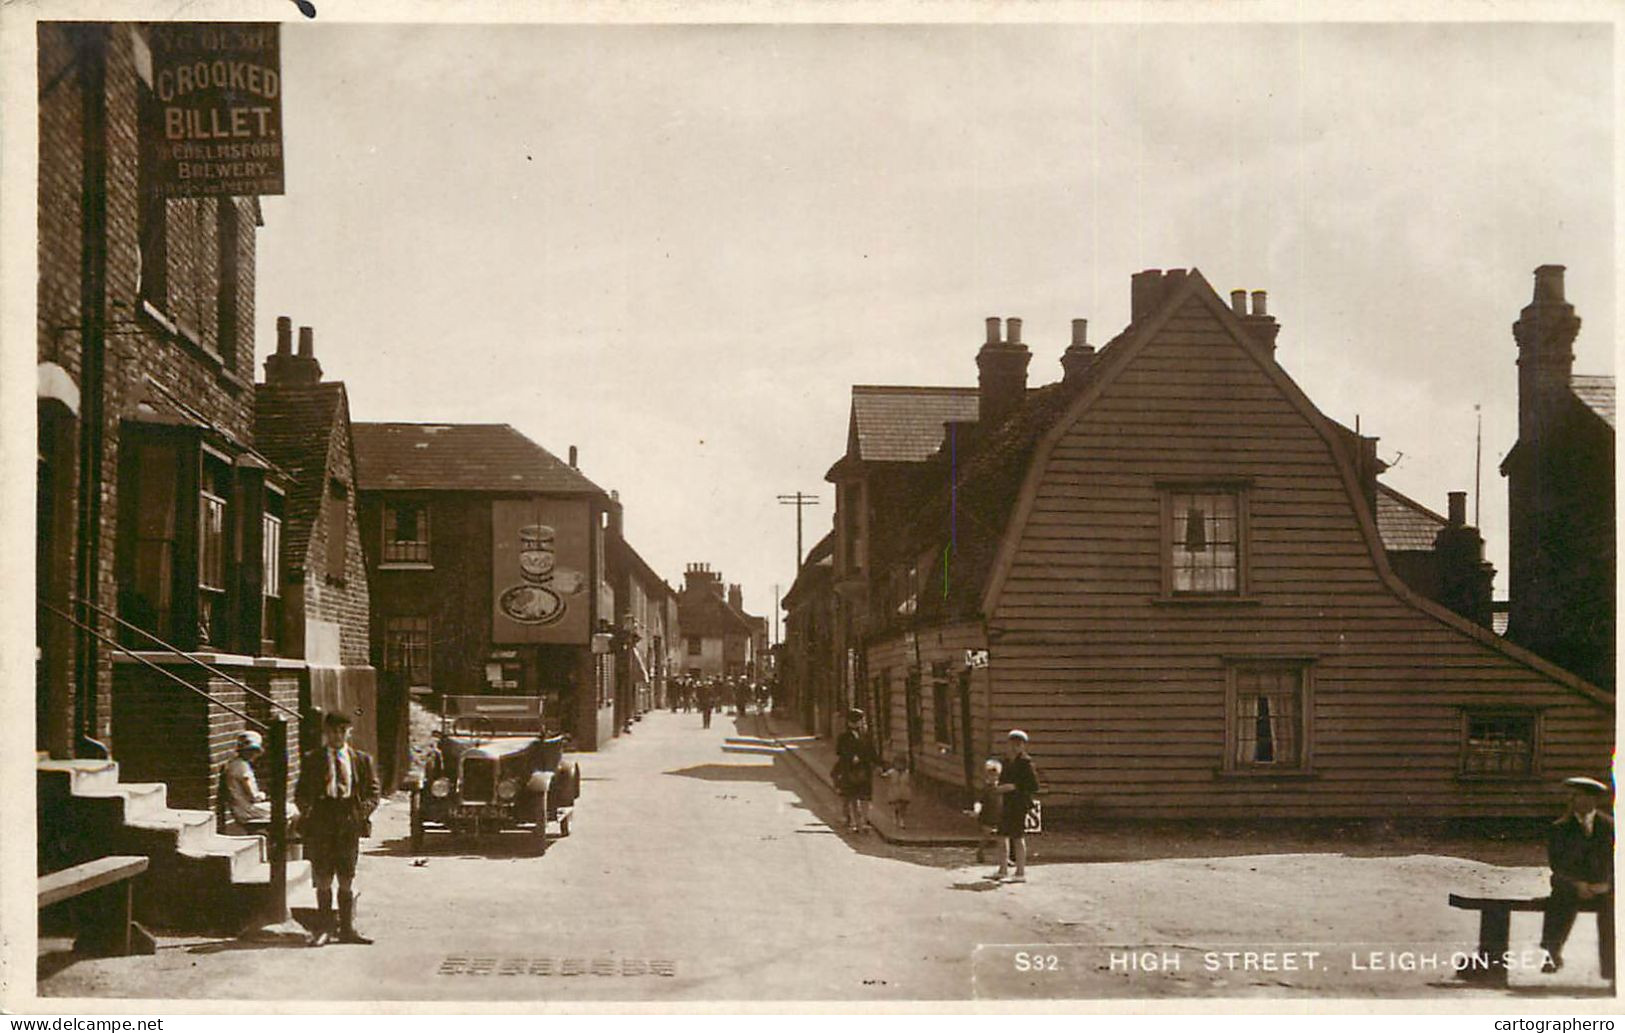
[1540,775,1613,977]
[296,711,380,946]
[991,730,1041,882]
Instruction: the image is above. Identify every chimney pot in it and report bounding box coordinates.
[1250,291,1268,317]
[276,316,292,355]
[568,445,578,468]
[1230,290,1247,315]
[1071,318,1088,347]
[1534,264,1567,304]
[985,317,1000,345]
[1447,491,1467,527]
[1005,317,1022,346]
[297,326,314,357]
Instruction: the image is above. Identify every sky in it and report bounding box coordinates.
[249,19,1614,635]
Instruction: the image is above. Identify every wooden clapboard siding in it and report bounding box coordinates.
[973,282,1611,820]
[863,622,988,795]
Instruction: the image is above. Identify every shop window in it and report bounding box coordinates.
[1461,711,1538,778]
[260,490,283,653]
[687,636,703,656]
[1225,663,1311,772]
[931,661,955,751]
[1164,488,1246,596]
[196,454,230,647]
[382,500,430,564]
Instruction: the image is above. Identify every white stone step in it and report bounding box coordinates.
[178,830,266,882]
[38,758,121,794]
[75,781,169,821]
[127,807,216,853]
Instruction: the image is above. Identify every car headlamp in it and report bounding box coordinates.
[429,777,452,798]
[497,777,520,801]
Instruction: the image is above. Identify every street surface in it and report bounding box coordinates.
[38,711,1610,1002]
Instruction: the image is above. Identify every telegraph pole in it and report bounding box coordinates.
[776,491,821,570]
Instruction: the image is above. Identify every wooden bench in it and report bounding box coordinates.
[1448,893,1610,985]
[38,856,156,957]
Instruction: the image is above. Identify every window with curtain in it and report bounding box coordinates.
[1229,664,1307,770]
[1167,489,1242,595]
[260,490,283,653]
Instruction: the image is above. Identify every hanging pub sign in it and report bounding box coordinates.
[491,498,591,645]
[143,22,284,197]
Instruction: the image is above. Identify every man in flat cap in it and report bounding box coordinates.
[296,711,379,947]
[1540,776,1613,977]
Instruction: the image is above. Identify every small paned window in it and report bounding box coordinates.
[687,636,703,656]
[382,501,430,564]
[197,455,230,645]
[260,489,283,652]
[1168,490,1242,595]
[1462,712,1537,777]
[385,616,431,687]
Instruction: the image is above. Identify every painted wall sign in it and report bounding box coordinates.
[144,22,284,197]
[492,498,590,644]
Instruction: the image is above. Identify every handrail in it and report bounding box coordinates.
[69,593,299,721]
[40,600,265,730]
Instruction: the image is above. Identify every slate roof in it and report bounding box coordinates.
[1571,375,1615,430]
[352,423,605,496]
[1374,482,1448,553]
[255,382,347,573]
[851,386,979,463]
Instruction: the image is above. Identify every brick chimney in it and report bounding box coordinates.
[683,562,722,595]
[1514,264,1580,444]
[1432,490,1495,628]
[728,584,743,612]
[1239,289,1280,353]
[1061,318,1096,384]
[976,316,1031,427]
[262,317,323,386]
[607,490,623,540]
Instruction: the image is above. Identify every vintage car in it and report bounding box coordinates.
[404,695,580,853]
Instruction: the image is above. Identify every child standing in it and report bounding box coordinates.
[879,756,913,830]
[973,758,1004,865]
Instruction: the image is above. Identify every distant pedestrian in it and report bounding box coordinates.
[296,711,380,946]
[973,757,1005,865]
[879,755,913,830]
[991,730,1041,883]
[1540,775,1614,976]
[700,682,714,729]
[832,709,877,833]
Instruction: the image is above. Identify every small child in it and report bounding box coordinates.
[973,758,1005,865]
[879,756,913,829]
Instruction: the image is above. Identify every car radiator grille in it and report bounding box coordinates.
[460,756,497,803]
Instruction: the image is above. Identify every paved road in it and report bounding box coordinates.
[40,710,1050,1003]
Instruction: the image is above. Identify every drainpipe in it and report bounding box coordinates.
[73,25,110,756]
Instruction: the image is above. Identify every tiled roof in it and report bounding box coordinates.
[1374,482,1448,553]
[255,382,347,573]
[851,386,979,463]
[678,586,756,638]
[352,423,605,495]
[1572,375,1615,430]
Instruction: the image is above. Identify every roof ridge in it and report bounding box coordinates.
[1375,480,1449,525]
[852,384,977,394]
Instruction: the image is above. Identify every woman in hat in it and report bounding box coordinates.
[832,709,877,833]
[991,730,1041,882]
[223,729,299,830]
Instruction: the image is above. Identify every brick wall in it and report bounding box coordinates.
[39,24,265,753]
[300,394,372,666]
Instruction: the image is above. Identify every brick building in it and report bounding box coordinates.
[36,22,315,929]
[1500,266,1615,690]
[253,321,381,780]
[353,424,624,750]
[675,564,759,683]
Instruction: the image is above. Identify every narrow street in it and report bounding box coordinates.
[39,710,1608,1003]
[41,711,1048,1002]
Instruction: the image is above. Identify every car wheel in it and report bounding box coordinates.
[410,790,425,853]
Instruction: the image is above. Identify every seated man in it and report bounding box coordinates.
[1540,775,1613,978]
[222,730,299,832]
